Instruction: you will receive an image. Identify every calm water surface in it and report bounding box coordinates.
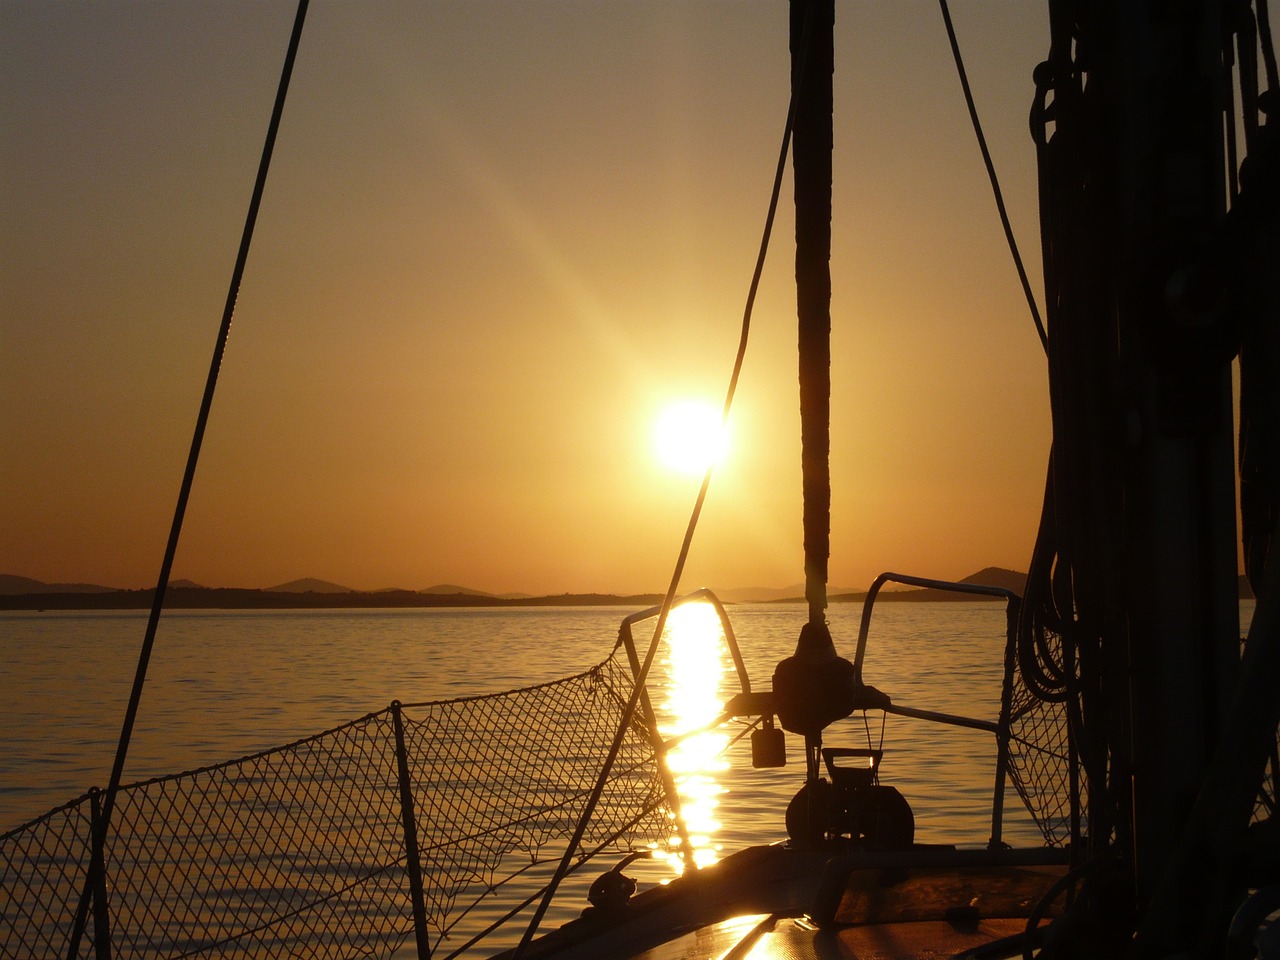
[5,599,1257,957]
[1,601,1043,850]
[0,600,1075,956]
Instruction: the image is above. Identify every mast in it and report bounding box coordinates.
[1036,0,1257,950]
[792,0,834,628]
[1108,5,1239,933]
[1092,0,1239,920]
[771,0,863,800]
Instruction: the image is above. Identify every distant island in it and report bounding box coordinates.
[0,567,1253,610]
[3,568,1020,610]
[0,577,664,611]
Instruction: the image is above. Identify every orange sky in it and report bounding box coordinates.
[1,1,1051,596]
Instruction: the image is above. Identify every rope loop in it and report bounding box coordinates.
[1030,60,1065,149]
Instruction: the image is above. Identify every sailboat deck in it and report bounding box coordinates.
[504,844,1068,960]
[632,914,1036,960]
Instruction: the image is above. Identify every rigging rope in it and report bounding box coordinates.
[932,0,1079,771]
[1259,0,1279,91]
[935,0,1072,722]
[65,2,310,956]
[937,0,1048,352]
[1236,0,1280,597]
[1019,6,1280,940]
[510,7,818,955]
[1022,0,1110,863]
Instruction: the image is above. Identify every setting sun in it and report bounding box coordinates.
[654,400,729,475]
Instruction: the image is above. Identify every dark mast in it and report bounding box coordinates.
[793,0,835,628]
[771,0,865,796]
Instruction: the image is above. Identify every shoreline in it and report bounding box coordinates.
[0,588,664,611]
[0,586,1032,611]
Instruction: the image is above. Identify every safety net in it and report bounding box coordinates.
[0,644,674,960]
[1002,619,1077,849]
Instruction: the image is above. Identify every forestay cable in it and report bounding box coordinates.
[66,3,310,956]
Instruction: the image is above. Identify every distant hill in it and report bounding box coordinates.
[730,570,1029,604]
[0,574,115,595]
[829,567,1030,603]
[266,578,353,594]
[709,585,796,604]
[420,584,494,597]
[960,567,1028,593]
[3,568,1257,609]
[712,584,863,604]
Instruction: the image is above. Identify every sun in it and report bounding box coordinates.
[654,400,729,475]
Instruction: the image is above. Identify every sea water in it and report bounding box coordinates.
[2,600,1067,955]
[1,601,1046,842]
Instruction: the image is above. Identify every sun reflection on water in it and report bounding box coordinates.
[657,602,730,873]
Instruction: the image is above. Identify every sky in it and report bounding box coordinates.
[1,0,1052,597]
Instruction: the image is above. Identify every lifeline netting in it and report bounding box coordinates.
[1,644,675,960]
[1002,621,1077,848]
[1000,623,1280,849]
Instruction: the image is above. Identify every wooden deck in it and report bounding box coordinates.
[632,914,1036,960]
[501,844,1068,960]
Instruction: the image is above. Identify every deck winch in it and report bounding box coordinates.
[784,747,914,849]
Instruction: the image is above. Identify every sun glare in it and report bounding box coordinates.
[654,400,728,475]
